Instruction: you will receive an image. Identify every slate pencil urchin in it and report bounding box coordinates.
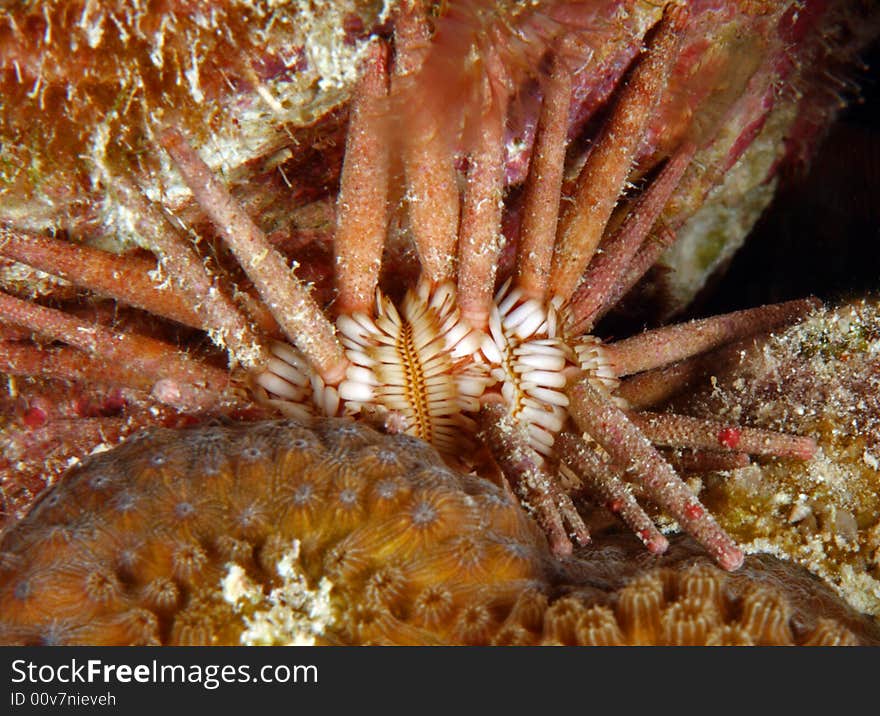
[0,0,878,644]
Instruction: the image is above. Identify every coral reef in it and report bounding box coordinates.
[1,418,875,645]
[1,0,879,644]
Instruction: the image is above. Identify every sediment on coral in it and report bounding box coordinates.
[652,300,880,618]
[1,418,875,646]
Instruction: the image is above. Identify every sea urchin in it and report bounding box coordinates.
[1,0,872,645]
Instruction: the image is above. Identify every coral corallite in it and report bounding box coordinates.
[1,418,876,646]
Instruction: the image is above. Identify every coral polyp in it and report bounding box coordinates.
[1,0,879,644]
[1,418,875,645]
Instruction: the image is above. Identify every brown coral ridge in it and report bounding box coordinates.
[563,534,880,646]
[0,418,875,646]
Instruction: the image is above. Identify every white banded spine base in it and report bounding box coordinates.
[482,281,573,457]
[249,283,631,461]
[253,341,343,420]
[336,282,489,455]
[570,335,621,399]
[253,341,314,421]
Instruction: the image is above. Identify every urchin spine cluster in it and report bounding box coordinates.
[258,277,583,459]
[0,3,821,572]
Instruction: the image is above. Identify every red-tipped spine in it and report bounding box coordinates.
[567,376,743,571]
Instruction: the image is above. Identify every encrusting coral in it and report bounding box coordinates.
[1,417,876,646]
[0,0,388,240]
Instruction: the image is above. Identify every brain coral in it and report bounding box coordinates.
[1,418,876,645]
